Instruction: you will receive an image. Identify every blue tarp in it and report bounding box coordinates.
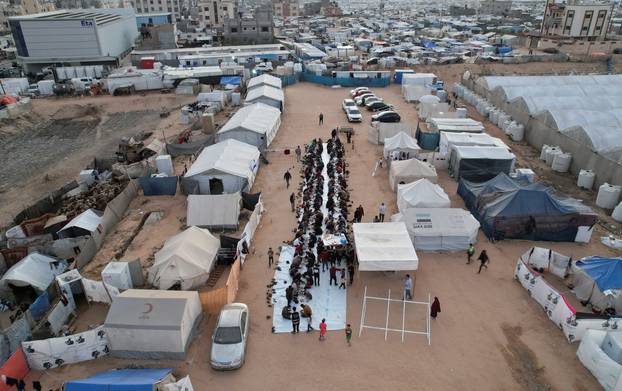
[138,176,178,196]
[220,76,241,86]
[65,368,172,391]
[422,40,436,49]
[576,257,622,291]
[28,292,50,321]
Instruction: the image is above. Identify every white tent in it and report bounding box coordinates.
[186,193,241,229]
[427,118,485,134]
[439,132,509,157]
[389,158,438,191]
[402,73,437,86]
[217,103,281,150]
[353,222,419,271]
[518,247,570,279]
[104,289,202,360]
[383,132,421,159]
[183,139,259,194]
[418,95,441,119]
[393,208,479,251]
[448,145,516,182]
[58,209,104,245]
[247,74,282,90]
[0,252,67,296]
[397,179,450,212]
[148,227,220,290]
[244,85,284,111]
[368,123,414,145]
[577,330,622,390]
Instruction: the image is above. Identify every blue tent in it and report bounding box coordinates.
[64,368,172,391]
[138,176,178,196]
[220,76,241,86]
[575,257,622,291]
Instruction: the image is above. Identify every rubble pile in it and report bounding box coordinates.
[59,179,128,218]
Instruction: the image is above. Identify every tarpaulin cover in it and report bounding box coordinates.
[353,223,419,271]
[242,192,261,210]
[0,348,29,391]
[220,76,241,86]
[138,176,178,196]
[166,137,213,158]
[575,257,622,292]
[64,368,172,391]
[28,292,50,321]
[186,193,241,229]
[220,235,240,249]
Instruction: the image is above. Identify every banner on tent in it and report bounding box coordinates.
[237,197,264,265]
[22,326,109,370]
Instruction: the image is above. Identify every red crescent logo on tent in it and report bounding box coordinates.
[143,303,153,314]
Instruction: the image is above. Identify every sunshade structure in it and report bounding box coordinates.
[0,252,67,301]
[186,193,242,229]
[104,289,202,359]
[397,179,450,212]
[383,132,421,159]
[458,173,597,241]
[183,139,260,195]
[64,368,174,391]
[389,158,438,191]
[217,103,281,150]
[439,132,508,157]
[148,226,220,290]
[247,73,282,90]
[572,257,622,313]
[448,145,515,182]
[244,85,284,111]
[57,209,103,242]
[393,208,479,251]
[353,223,418,271]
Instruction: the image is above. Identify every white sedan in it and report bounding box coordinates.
[346,107,363,122]
[342,99,357,112]
[350,87,369,97]
[210,303,249,370]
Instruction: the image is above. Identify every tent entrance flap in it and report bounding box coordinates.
[209,178,224,195]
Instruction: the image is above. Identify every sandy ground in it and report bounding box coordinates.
[25,75,622,390]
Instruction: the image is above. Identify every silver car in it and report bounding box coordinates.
[210,303,249,370]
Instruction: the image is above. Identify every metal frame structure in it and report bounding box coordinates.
[358,286,431,344]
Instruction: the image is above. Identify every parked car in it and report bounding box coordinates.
[345,107,362,122]
[363,96,383,106]
[371,111,401,123]
[350,87,369,97]
[342,99,356,112]
[354,93,375,105]
[352,89,372,99]
[210,303,249,370]
[367,101,393,112]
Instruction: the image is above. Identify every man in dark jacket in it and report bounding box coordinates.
[291,306,300,333]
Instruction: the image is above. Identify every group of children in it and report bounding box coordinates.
[318,319,353,346]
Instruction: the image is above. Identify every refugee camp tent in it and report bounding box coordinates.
[104,289,202,359]
[458,174,598,241]
[217,103,281,150]
[57,209,103,245]
[186,193,241,229]
[0,252,67,302]
[247,74,282,90]
[64,368,174,391]
[448,145,515,182]
[383,132,421,159]
[353,223,418,271]
[572,257,622,313]
[389,158,438,191]
[576,330,622,391]
[148,226,220,290]
[519,247,571,279]
[397,179,450,212]
[368,123,414,145]
[393,208,479,251]
[244,85,284,111]
[439,132,509,157]
[183,139,260,195]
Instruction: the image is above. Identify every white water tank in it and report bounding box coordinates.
[502,119,512,133]
[552,153,571,172]
[577,170,595,189]
[482,105,491,117]
[613,201,622,222]
[497,112,509,127]
[544,147,562,166]
[540,145,550,161]
[596,183,622,209]
[509,123,524,141]
[489,109,499,124]
[456,107,467,118]
[155,155,174,176]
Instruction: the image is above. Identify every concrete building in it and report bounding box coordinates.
[273,0,301,18]
[9,9,138,73]
[131,0,181,22]
[302,1,321,16]
[479,0,513,16]
[197,0,237,28]
[223,7,273,45]
[449,5,476,16]
[540,0,614,40]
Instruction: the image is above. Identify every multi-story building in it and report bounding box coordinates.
[449,4,476,16]
[320,0,341,16]
[540,0,614,40]
[132,0,181,22]
[479,0,513,16]
[273,0,300,18]
[197,0,237,28]
[223,7,273,44]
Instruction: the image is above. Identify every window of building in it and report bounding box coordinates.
[252,27,256,30]
[231,27,238,32]
[159,6,162,10]
[223,6,227,11]
[261,26,269,32]
[137,7,142,12]
[204,6,209,10]
[243,27,247,31]
[598,10,606,19]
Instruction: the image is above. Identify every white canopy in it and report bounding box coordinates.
[393,208,479,251]
[218,103,281,148]
[245,85,284,104]
[428,118,485,133]
[397,179,450,212]
[148,227,220,290]
[383,132,421,158]
[58,209,102,238]
[368,123,414,145]
[247,74,282,90]
[0,252,67,293]
[186,193,241,229]
[353,222,419,271]
[389,158,438,191]
[439,132,508,157]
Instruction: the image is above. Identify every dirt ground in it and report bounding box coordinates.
[25,66,622,389]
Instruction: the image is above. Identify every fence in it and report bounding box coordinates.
[200,257,241,314]
[301,71,391,88]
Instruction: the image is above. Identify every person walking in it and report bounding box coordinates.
[295,145,302,162]
[284,170,292,188]
[331,128,337,139]
[378,202,386,222]
[291,306,300,334]
[477,250,490,274]
[268,247,274,268]
[339,269,347,289]
[404,274,413,300]
[345,324,353,346]
[430,297,441,319]
[319,318,327,341]
[346,129,352,144]
[348,263,355,285]
[289,192,296,212]
[467,243,475,264]
[353,204,364,223]
[329,264,338,286]
[319,112,324,125]
[286,284,294,307]
[313,264,320,286]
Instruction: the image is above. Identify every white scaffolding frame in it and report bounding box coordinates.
[358,286,431,344]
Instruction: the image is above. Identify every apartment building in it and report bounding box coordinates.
[197,0,237,28]
[479,0,513,16]
[132,0,181,22]
[541,0,614,40]
[273,0,301,18]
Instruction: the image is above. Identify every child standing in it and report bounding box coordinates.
[345,324,352,346]
[319,318,327,341]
